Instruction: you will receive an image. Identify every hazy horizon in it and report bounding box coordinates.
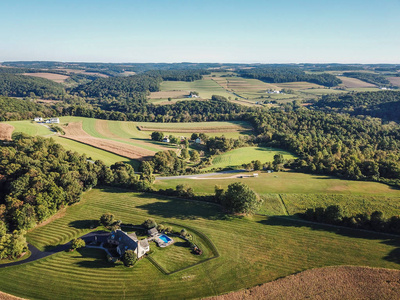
[1,0,399,64]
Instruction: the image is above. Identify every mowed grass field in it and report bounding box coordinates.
[4,117,254,164]
[154,172,400,217]
[1,187,399,299]
[205,147,296,170]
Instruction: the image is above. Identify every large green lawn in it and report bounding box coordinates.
[154,171,400,217]
[205,146,296,170]
[1,187,399,300]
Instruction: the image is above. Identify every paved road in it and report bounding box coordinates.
[155,169,245,180]
[0,231,109,268]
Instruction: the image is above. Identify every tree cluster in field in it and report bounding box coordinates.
[144,70,210,81]
[0,74,65,98]
[302,205,400,235]
[0,134,153,258]
[238,67,342,87]
[249,108,400,186]
[312,91,400,122]
[0,96,58,121]
[215,182,262,214]
[344,72,391,86]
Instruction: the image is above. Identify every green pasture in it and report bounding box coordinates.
[154,171,400,217]
[160,79,233,99]
[7,120,53,136]
[1,187,399,299]
[204,146,296,170]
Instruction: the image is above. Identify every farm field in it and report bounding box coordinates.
[22,72,69,83]
[1,187,399,299]
[3,117,254,164]
[0,123,14,140]
[388,76,400,87]
[204,146,296,171]
[338,76,376,88]
[154,172,400,217]
[298,88,347,96]
[208,266,400,300]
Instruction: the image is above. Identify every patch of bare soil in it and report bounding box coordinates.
[0,291,26,300]
[339,76,376,88]
[62,122,155,160]
[22,72,69,83]
[388,77,400,87]
[205,266,400,300]
[0,123,14,141]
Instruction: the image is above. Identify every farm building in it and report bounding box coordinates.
[162,137,170,143]
[45,118,60,124]
[187,93,199,98]
[195,138,202,144]
[34,117,43,122]
[148,227,158,236]
[266,90,280,94]
[108,229,150,258]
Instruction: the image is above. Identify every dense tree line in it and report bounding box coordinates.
[0,74,65,98]
[144,70,210,81]
[71,74,161,99]
[248,108,400,186]
[0,134,153,258]
[344,72,391,86]
[62,98,250,122]
[312,91,400,122]
[239,67,341,87]
[0,96,57,121]
[302,205,400,235]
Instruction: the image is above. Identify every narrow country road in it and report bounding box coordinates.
[0,231,109,268]
[155,169,245,180]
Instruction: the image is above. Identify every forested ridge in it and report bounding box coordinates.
[249,108,400,186]
[0,74,65,98]
[239,67,342,87]
[0,96,57,121]
[313,91,400,122]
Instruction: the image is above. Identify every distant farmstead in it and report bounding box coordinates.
[45,118,60,124]
[34,117,43,122]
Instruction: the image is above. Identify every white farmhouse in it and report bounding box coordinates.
[34,117,43,122]
[46,118,60,124]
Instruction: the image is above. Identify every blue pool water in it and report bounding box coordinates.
[159,235,171,243]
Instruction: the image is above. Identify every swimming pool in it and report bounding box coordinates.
[159,235,171,243]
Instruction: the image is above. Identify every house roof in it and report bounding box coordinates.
[110,229,138,253]
[139,239,149,248]
[148,227,158,235]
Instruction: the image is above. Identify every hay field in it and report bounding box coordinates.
[160,79,232,99]
[0,123,14,140]
[338,76,376,88]
[1,187,397,299]
[149,90,189,99]
[274,81,324,90]
[62,122,156,160]
[204,147,295,171]
[207,266,400,300]
[388,76,400,87]
[22,72,69,83]
[138,121,252,133]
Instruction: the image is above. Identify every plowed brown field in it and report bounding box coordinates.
[0,123,14,141]
[62,122,155,160]
[206,266,400,300]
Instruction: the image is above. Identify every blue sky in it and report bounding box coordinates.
[0,0,399,63]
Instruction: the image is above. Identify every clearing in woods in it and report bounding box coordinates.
[22,72,70,83]
[0,187,398,299]
[0,123,14,140]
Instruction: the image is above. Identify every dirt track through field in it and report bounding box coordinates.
[94,120,170,152]
[62,122,155,160]
[0,123,14,141]
[205,266,400,300]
